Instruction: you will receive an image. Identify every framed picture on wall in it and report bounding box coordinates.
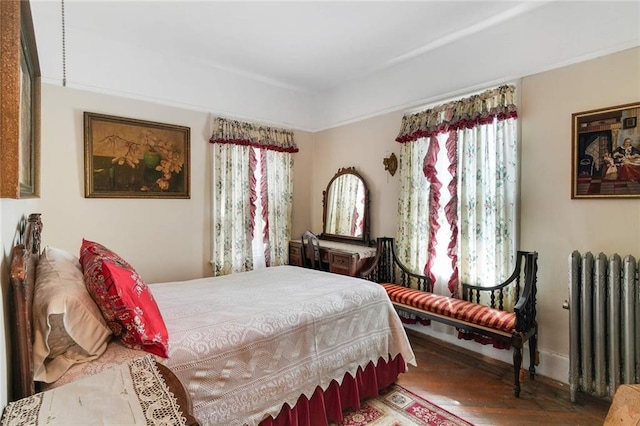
[623,117,637,129]
[84,112,191,199]
[0,1,41,198]
[571,102,640,199]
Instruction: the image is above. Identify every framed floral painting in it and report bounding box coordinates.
[84,112,190,198]
[572,102,640,199]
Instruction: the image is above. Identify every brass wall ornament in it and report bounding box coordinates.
[383,152,398,176]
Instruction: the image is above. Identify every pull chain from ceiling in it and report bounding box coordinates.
[61,0,66,87]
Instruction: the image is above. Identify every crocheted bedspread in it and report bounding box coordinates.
[43,266,415,426]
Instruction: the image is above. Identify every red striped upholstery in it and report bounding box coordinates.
[382,283,516,334]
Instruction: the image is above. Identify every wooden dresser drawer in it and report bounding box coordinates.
[289,241,303,266]
[329,251,358,276]
[289,240,372,277]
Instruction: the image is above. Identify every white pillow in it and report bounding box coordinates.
[32,246,112,383]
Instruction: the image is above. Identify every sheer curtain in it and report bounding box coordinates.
[261,148,294,267]
[395,85,518,300]
[396,137,430,277]
[210,117,298,276]
[457,115,518,305]
[211,142,254,275]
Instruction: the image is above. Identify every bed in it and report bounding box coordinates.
[8,214,416,425]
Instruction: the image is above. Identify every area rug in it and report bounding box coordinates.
[331,384,473,426]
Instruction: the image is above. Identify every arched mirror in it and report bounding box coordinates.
[321,167,370,244]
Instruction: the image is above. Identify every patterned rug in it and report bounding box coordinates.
[331,384,473,426]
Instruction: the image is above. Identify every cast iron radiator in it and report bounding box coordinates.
[566,251,639,402]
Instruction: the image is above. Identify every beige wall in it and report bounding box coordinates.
[35,85,213,283]
[310,47,640,382]
[0,84,315,405]
[30,84,315,284]
[521,47,640,359]
[1,47,638,406]
[311,111,405,239]
[291,131,314,239]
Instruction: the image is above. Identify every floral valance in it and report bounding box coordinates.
[210,117,299,153]
[396,85,518,143]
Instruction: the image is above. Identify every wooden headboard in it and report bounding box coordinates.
[9,213,42,401]
[6,214,199,424]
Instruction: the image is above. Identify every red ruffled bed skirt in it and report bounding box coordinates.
[259,354,406,426]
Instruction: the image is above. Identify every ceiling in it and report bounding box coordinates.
[29,1,640,131]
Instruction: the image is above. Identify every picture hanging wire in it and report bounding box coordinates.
[61,0,66,87]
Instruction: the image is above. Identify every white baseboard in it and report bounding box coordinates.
[403,323,570,386]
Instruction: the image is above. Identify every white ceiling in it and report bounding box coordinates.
[30,1,640,131]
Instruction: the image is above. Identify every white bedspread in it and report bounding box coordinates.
[46,266,415,426]
[317,240,377,258]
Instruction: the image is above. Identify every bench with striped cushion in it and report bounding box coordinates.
[361,237,539,398]
[382,283,516,334]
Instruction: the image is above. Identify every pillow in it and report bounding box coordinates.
[33,246,113,383]
[79,239,169,358]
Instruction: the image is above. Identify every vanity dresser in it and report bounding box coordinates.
[290,167,376,277]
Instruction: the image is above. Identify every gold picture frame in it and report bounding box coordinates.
[0,0,41,198]
[572,102,640,199]
[84,112,191,198]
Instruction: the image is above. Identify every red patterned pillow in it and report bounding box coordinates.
[79,239,169,357]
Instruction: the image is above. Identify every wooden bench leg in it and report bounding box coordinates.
[529,333,537,380]
[513,347,522,398]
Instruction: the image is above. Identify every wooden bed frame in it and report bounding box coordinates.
[8,214,409,425]
[7,213,199,425]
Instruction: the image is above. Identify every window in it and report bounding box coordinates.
[210,118,297,276]
[395,85,519,300]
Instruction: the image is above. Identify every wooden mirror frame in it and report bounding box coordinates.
[0,0,41,198]
[321,167,370,245]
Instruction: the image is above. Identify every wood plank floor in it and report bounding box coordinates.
[397,330,611,426]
